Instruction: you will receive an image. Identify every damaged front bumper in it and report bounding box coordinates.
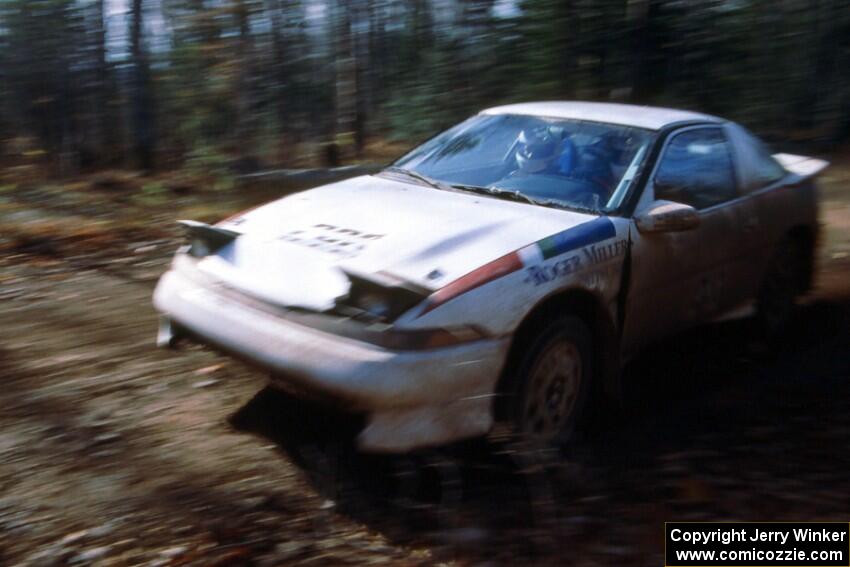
[153,265,510,452]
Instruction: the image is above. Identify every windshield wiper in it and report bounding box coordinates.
[450,183,546,206]
[451,183,602,214]
[381,166,451,191]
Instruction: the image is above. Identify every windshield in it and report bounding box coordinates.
[389,113,655,213]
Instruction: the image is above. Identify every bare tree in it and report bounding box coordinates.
[131,0,156,171]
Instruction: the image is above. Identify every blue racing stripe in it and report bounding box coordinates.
[537,217,616,260]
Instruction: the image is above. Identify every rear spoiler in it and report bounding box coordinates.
[773,153,829,179]
[178,220,240,256]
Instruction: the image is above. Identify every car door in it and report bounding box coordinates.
[621,126,746,357]
[723,123,797,301]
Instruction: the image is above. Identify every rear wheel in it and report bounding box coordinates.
[756,237,807,339]
[509,316,592,451]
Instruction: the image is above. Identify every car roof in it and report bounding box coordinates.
[481,101,724,131]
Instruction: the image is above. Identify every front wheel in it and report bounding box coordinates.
[509,316,593,451]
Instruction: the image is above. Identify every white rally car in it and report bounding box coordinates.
[154,102,827,452]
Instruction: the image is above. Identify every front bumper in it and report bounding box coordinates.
[153,267,510,452]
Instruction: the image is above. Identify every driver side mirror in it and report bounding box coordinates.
[635,200,700,233]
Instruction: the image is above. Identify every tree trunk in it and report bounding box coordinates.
[628,0,655,103]
[333,0,356,160]
[555,0,578,99]
[234,0,254,162]
[268,0,290,166]
[352,0,367,157]
[93,0,111,165]
[131,0,155,172]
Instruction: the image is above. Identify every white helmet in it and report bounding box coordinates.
[516,128,560,173]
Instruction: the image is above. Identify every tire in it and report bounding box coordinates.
[508,315,593,451]
[756,237,806,339]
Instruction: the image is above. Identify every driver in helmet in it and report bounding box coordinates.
[514,128,576,175]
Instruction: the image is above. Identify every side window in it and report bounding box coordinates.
[654,128,738,209]
[745,130,787,188]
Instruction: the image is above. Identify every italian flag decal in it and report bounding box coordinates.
[421,217,617,315]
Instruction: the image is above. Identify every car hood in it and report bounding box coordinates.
[197,174,598,310]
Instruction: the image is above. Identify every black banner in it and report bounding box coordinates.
[666,522,850,566]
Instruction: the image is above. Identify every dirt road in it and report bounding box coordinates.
[1,168,848,565]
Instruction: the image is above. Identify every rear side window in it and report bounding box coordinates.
[742,129,787,188]
[654,128,738,209]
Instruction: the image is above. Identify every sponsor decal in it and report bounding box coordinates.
[583,238,628,264]
[536,217,616,260]
[524,256,582,285]
[521,218,626,286]
[311,223,384,241]
[277,223,385,258]
[420,218,626,314]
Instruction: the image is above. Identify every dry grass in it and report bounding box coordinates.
[0,216,170,257]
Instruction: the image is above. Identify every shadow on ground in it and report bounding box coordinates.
[228,294,850,562]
